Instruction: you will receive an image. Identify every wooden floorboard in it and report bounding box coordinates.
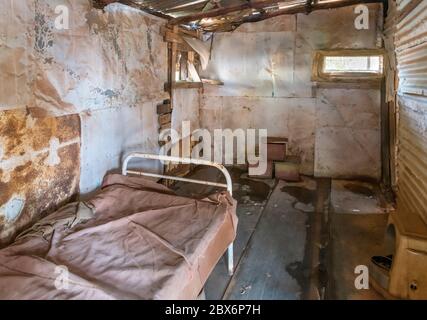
[223,178,318,300]
[175,166,389,300]
[173,166,274,300]
[205,203,265,299]
[329,213,387,300]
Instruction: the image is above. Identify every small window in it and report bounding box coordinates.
[323,56,383,74]
[312,50,384,83]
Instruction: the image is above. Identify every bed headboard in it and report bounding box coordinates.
[122,153,233,196]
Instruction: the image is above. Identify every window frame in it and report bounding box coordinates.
[312,49,385,83]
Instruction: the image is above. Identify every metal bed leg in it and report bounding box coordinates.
[227,244,234,276]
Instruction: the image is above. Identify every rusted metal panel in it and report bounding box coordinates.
[394,0,427,226]
[0,109,80,245]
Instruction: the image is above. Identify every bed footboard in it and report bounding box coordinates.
[122,153,235,275]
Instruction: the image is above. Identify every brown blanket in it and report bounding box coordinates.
[0,174,237,300]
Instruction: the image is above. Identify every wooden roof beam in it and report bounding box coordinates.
[170,0,386,26]
[92,0,172,19]
[169,0,282,25]
[241,0,385,24]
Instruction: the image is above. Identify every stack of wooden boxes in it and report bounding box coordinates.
[249,137,300,181]
[157,100,172,134]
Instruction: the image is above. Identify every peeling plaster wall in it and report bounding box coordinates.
[0,0,168,243]
[201,4,383,178]
[80,5,168,194]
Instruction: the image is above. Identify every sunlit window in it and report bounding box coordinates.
[312,50,384,82]
[323,56,383,74]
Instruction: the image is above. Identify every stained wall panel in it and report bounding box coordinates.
[0,1,169,243]
[201,4,383,178]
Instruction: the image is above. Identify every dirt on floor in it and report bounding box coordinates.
[174,166,393,300]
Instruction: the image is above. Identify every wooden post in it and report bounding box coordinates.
[169,26,179,109]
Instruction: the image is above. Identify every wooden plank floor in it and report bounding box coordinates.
[172,166,275,300]
[329,213,387,300]
[222,178,319,300]
[174,167,391,300]
[205,200,266,299]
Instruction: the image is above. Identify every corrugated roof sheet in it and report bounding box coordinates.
[95,0,384,32]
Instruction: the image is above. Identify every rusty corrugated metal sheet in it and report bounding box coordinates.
[394,0,427,225]
[97,0,386,32]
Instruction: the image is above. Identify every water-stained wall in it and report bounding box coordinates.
[0,1,168,244]
[201,4,383,178]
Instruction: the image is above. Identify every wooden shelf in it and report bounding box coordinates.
[165,81,203,90]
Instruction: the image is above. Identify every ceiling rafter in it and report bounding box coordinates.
[170,0,385,25]
[92,0,386,32]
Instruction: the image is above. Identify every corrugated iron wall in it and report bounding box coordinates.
[394,0,427,225]
[384,0,398,190]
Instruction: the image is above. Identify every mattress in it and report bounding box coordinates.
[0,174,238,300]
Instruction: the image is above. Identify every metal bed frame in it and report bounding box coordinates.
[122,153,235,276]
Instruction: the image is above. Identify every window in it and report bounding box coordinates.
[312,50,384,83]
[323,56,383,74]
[175,51,201,82]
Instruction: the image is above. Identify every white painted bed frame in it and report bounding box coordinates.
[122,153,235,276]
